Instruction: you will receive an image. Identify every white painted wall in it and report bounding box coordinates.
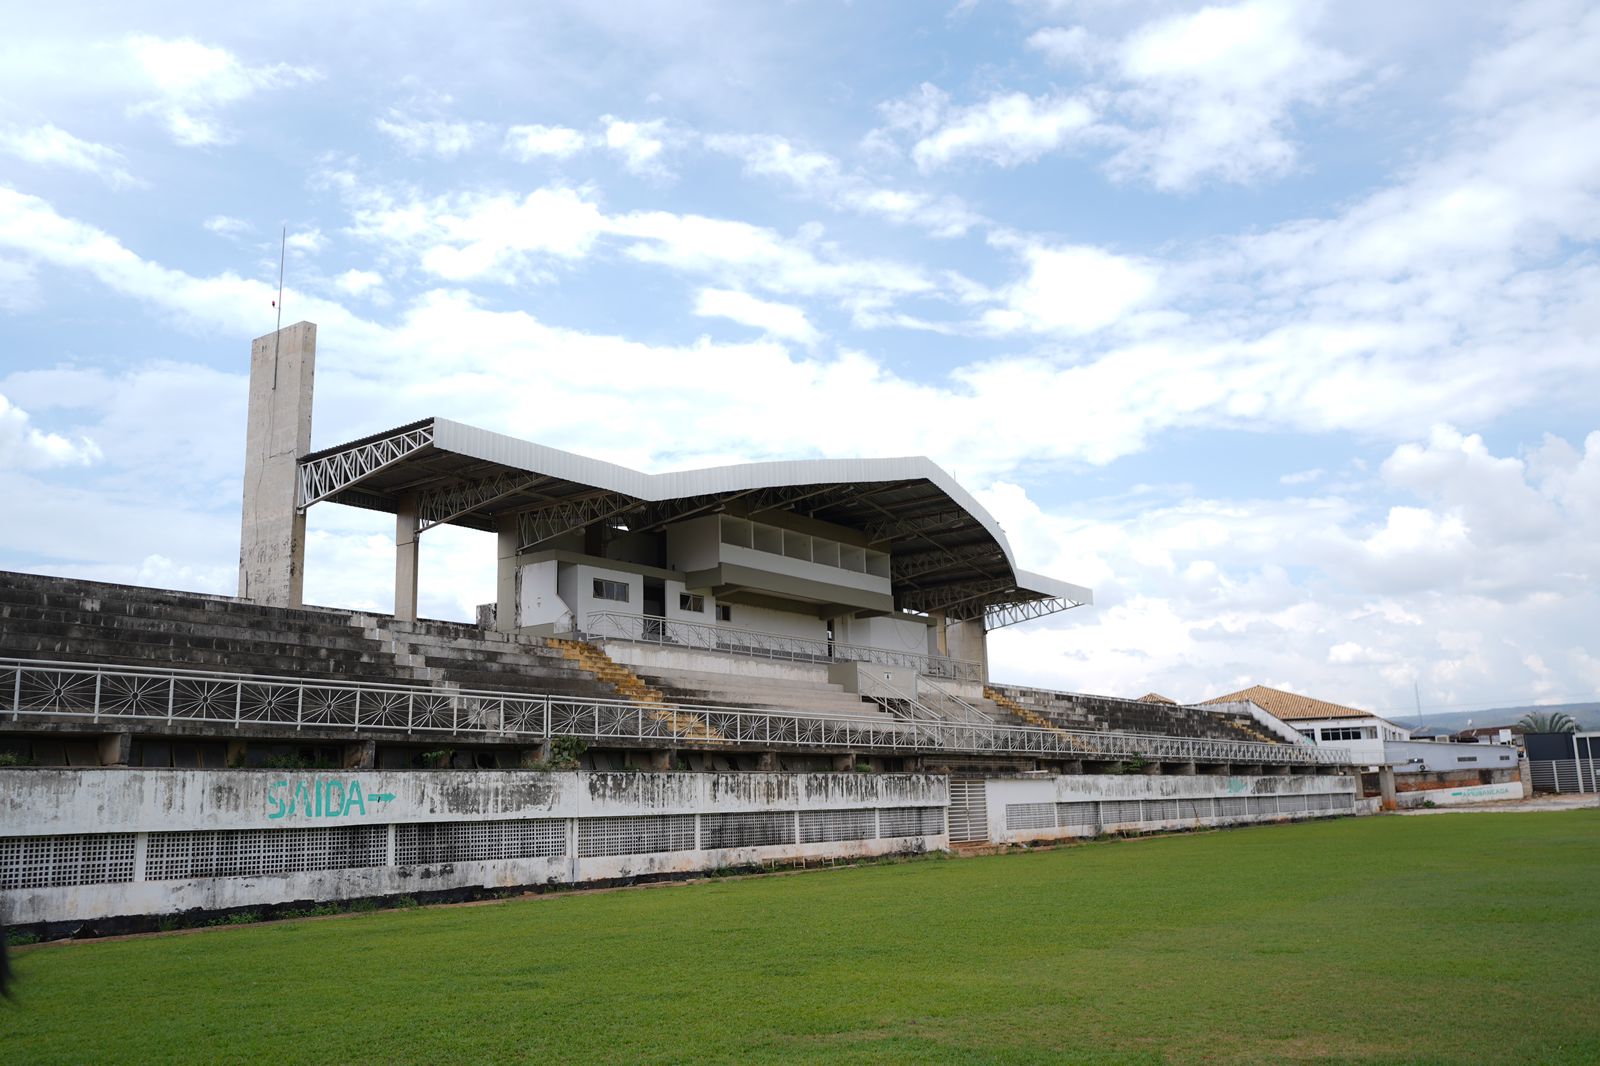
[1292,715,1399,767]
[982,773,1360,846]
[727,603,827,642]
[842,615,931,657]
[664,515,720,573]
[515,559,573,629]
[1396,780,1524,807]
[559,562,644,631]
[663,577,717,625]
[1386,738,1520,774]
[0,770,949,925]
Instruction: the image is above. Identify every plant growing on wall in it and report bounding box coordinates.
[547,736,587,771]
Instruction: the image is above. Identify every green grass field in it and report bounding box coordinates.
[5,811,1598,1064]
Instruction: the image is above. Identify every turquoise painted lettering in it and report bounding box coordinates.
[291,780,313,817]
[326,780,345,817]
[343,781,366,816]
[267,780,287,820]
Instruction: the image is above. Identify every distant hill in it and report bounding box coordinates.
[1392,702,1600,734]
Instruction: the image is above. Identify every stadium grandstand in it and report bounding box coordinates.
[0,324,1358,935]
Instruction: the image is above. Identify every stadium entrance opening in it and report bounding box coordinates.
[643,577,666,640]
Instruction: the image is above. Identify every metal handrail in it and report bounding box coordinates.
[915,674,994,725]
[581,611,982,682]
[0,657,1352,766]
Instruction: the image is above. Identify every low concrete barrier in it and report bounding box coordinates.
[981,773,1360,845]
[0,769,948,926]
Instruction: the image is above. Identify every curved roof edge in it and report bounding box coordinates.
[432,418,1091,607]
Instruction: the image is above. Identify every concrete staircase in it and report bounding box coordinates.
[635,666,897,725]
[548,638,720,741]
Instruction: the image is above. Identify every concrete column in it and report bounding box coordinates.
[647,749,673,772]
[494,513,520,633]
[1378,765,1397,809]
[943,617,989,682]
[832,753,855,771]
[343,739,376,770]
[756,752,779,771]
[395,494,419,623]
[97,732,131,767]
[1140,760,1162,775]
[238,322,316,606]
[931,609,949,656]
[1062,759,1083,775]
[519,741,552,768]
[1172,760,1197,776]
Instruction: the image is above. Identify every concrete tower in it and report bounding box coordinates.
[238,321,316,606]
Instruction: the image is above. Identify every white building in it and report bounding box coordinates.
[1201,685,1517,778]
[239,322,1093,682]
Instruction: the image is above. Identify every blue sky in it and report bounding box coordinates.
[1,0,1597,718]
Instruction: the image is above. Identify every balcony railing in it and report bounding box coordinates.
[581,611,983,682]
[1,657,1351,767]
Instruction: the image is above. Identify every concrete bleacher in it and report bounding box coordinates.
[0,571,606,699]
[631,665,893,722]
[1,571,1288,762]
[987,683,1280,746]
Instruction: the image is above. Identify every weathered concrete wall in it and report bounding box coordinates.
[1387,738,1520,774]
[982,773,1360,845]
[0,770,947,925]
[238,322,315,607]
[1395,779,1524,807]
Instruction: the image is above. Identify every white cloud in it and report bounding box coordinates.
[335,269,384,297]
[0,123,137,187]
[984,424,1600,713]
[885,0,1360,188]
[125,35,320,147]
[893,85,1100,170]
[705,132,983,237]
[1027,25,1096,66]
[602,116,671,175]
[504,123,591,160]
[203,215,250,238]
[694,288,820,346]
[343,184,607,283]
[1280,468,1325,485]
[375,110,486,158]
[0,393,102,469]
[285,228,327,255]
[981,241,1159,335]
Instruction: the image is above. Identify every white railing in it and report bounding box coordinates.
[581,611,983,682]
[0,658,1350,766]
[915,674,994,726]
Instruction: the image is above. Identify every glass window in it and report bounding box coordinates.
[679,593,704,613]
[593,578,629,602]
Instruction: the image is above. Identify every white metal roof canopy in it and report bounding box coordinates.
[297,417,1092,626]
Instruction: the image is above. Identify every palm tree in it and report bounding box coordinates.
[1518,710,1577,734]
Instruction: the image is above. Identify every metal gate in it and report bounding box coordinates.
[947,777,989,844]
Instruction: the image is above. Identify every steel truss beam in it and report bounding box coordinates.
[513,482,885,553]
[297,424,435,511]
[985,596,1086,630]
[892,543,1006,582]
[516,492,641,551]
[897,578,1030,620]
[417,471,547,532]
[862,509,969,543]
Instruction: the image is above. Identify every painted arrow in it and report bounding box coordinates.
[368,792,396,803]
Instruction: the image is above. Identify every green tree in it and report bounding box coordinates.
[1517,710,1577,733]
